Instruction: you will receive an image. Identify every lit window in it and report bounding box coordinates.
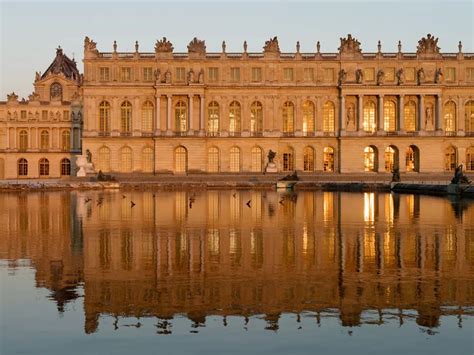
[142,147,153,173]
[39,158,49,176]
[384,146,397,172]
[120,67,132,81]
[230,67,240,82]
[363,101,376,133]
[120,101,132,133]
[323,101,335,133]
[61,158,71,176]
[208,147,220,172]
[323,147,334,172]
[404,101,417,132]
[364,68,375,81]
[208,67,219,82]
[143,67,153,81]
[99,67,110,81]
[282,147,294,172]
[364,146,377,172]
[61,130,70,151]
[302,100,315,135]
[141,101,154,132]
[176,67,186,82]
[40,130,49,150]
[207,101,219,135]
[405,146,419,172]
[283,68,294,81]
[466,101,474,133]
[466,147,474,171]
[282,102,294,133]
[384,100,396,132]
[444,101,456,132]
[250,101,263,135]
[175,101,187,132]
[303,68,314,81]
[18,158,28,176]
[444,146,457,171]
[251,147,263,172]
[251,67,262,82]
[303,147,314,172]
[230,146,240,172]
[229,101,241,135]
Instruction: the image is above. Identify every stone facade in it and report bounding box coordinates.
[1,34,474,179]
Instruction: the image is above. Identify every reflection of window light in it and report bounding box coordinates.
[406,195,414,219]
[323,192,333,222]
[364,192,375,223]
[302,225,308,254]
[208,229,220,255]
[385,194,394,224]
[364,230,376,259]
[180,231,187,253]
[229,229,237,254]
[250,231,255,255]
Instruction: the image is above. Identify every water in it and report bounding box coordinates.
[0,190,473,355]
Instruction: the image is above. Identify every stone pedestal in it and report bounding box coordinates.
[265,162,278,173]
[76,155,95,177]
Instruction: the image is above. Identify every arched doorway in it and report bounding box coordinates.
[282,146,294,172]
[444,146,457,171]
[406,145,420,172]
[364,146,378,172]
[384,146,399,172]
[174,146,187,174]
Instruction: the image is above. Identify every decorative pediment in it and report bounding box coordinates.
[338,34,362,56]
[155,37,173,53]
[84,36,99,56]
[7,92,18,102]
[263,36,280,53]
[187,37,206,55]
[417,34,440,55]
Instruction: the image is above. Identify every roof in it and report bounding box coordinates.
[41,47,80,82]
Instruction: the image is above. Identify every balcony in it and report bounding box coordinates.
[120,132,132,137]
[282,132,295,137]
[141,132,154,137]
[98,131,110,137]
[249,131,263,137]
[174,131,188,137]
[206,131,220,137]
[228,132,241,137]
[445,131,457,137]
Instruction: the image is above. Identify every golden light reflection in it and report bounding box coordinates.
[364,192,375,223]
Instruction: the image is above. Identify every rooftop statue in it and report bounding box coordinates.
[188,37,206,55]
[155,37,173,53]
[417,33,440,55]
[84,36,98,55]
[263,36,280,53]
[338,34,362,55]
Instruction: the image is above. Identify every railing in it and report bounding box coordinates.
[142,132,154,137]
[206,132,220,137]
[445,131,457,137]
[98,131,110,137]
[120,132,132,137]
[228,132,241,137]
[249,132,263,137]
[282,132,295,137]
[174,131,188,137]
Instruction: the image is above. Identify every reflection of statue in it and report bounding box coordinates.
[451,164,471,184]
[391,168,401,182]
[396,68,404,85]
[86,149,92,163]
[355,69,363,84]
[268,150,276,163]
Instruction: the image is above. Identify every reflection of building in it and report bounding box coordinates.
[0,191,472,333]
[0,48,83,179]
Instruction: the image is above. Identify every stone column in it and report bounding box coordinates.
[200,95,205,133]
[377,95,384,132]
[188,94,194,133]
[155,95,161,132]
[435,94,442,131]
[339,94,345,135]
[418,95,424,132]
[398,95,405,132]
[358,95,364,132]
[166,95,172,133]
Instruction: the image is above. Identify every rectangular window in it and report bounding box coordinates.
[63,110,69,121]
[303,68,314,81]
[251,67,262,82]
[208,67,219,82]
[176,67,186,82]
[283,68,294,81]
[120,67,132,81]
[99,67,110,81]
[143,67,153,81]
[467,68,474,82]
[406,68,416,81]
[385,67,395,81]
[230,67,240,82]
[364,68,375,81]
[323,68,335,82]
[42,110,48,120]
[21,110,27,119]
[446,67,456,81]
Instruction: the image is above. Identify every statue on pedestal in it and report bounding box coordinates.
[265,150,278,173]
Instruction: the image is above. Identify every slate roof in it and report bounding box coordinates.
[41,47,80,82]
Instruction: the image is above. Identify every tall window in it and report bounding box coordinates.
[465,101,474,133]
[323,101,335,133]
[61,130,70,151]
[175,101,187,133]
[120,67,132,81]
[323,147,334,172]
[364,146,377,172]
[99,101,111,133]
[251,67,262,82]
[282,102,295,134]
[18,158,28,176]
[282,147,294,172]
[363,101,376,133]
[143,67,153,81]
[302,101,315,136]
[19,130,28,150]
[208,101,219,136]
[283,68,294,81]
[230,67,240,82]
[99,67,110,81]
[60,158,71,176]
[174,146,187,173]
[406,145,419,172]
[444,146,457,171]
[208,147,220,172]
[121,101,132,134]
[120,147,133,172]
[229,101,241,136]
[39,158,49,176]
[303,146,314,172]
[444,101,456,132]
[251,146,263,172]
[142,147,153,173]
[384,146,398,172]
[98,146,111,172]
[40,130,49,150]
[384,100,396,132]
[404,101,417,132]
[230,146,241,172]
[141,101,154,132]
[250,101,263,135]
[208,67,219,82]
[466,147,474,171]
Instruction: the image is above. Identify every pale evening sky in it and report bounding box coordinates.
[0,1,472,98]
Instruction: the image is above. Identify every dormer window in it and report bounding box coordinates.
[50,83,62,100]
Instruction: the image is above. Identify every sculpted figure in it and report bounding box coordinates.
[338,69,347,86]
[154,69,161,82]
[377,70,385,85]
[355,69,363,84]
[417,68,425,85]
[425,106,434,129]
[434,68,443,84]
[188,69,195,84]
[396,68,404,85]
[165,70,171,83]
[198,69,204,84]
[268,150,276,163]
[86,149,92,163]
[346,105,355,130]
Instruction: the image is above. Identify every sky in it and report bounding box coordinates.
[0,1,472,98]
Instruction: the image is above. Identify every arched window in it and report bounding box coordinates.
[444,146,457,171]
[466,146,474,171]
[406,145,419,172]
[250,101,263,135]
[364,146,377,172]
[323,101,335,133]
[303,146,315,172]
[323,147,334,172]
[208,101,220,136]
[175,101,187,133]
[99,101,111,133]
[50,83,62,100]
[40,130,49,150]
[404,101,417,132]
[384,146,398,172]
[19,130,28,150]
[61,130,70,151]
[174,146,187,173]
[282,146,294,172]
[18,158,28,176]
[466,101,474,133]
[98,146,111,172]
[230,146,241,172]
[384,100,396,132]
[121,101,132,134]
[282,101,295,134]
[39,158,49,176]
[229,101,241,136]
[251,146,263,172]
[363,101,376,133]
[60,158,71,176]
[444,101,456,133]
[208,147,220,172]
[302,101,315,136]
[142,101,154,132]
[120,146,133,172]
[142,147,153,173]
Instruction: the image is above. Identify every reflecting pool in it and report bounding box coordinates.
[0,190,473,355]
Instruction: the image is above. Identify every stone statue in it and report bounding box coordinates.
[377,69,385,85]
[188,69,195,84]
[268,150,276,163]
[296,41,300,53]
[338,34,362,55]
[263,36,280,53]
[86,149,92,163]
[84,36,98,55]
[155,37,174,53]
[222,40,226,53]
[35,71,41,82]
[165,70,171,84]
[198,69,204,84]
[391,168,401,182]
[187,37,206,55]
[355,69,363,84]
[338,69,347,86]
[425,106,434,129]
[243,40,248,53]
[154,69,161,82]
[417,68,425,85]
[434,68,443,84]
[417,34,440,55]
[396,68,405,85]
[346,104,356,130]
[451,164,471,184]
[316,41,321,54]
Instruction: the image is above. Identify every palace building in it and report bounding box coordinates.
[1,34,474,179]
